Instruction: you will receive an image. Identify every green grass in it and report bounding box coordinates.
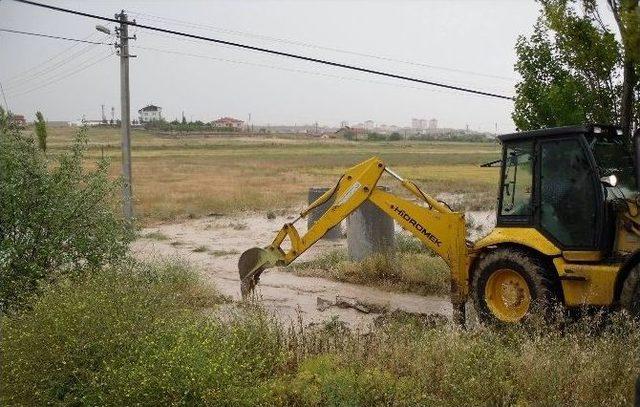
[210,249,240,257]
[2,262,639,406]
[142,231,169,241]
[291,233,450,296]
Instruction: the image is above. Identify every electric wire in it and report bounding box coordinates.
[4,41,106,91]
[6,51,114,98]
[133,44,483,98]
[134,32,512,95]
[11,0,515,101]
[2,31,107,84]
[0,28,110,45]
[127,9,517,82]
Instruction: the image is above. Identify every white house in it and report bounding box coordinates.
[138,104,162,122]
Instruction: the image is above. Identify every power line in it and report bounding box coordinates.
[4,42,104,90]
[1,31,102,83]
[128,9,517,82]
[11,0,515,101]
[133,44,474,97]
[0,28,110,45]
[6,52,114,98]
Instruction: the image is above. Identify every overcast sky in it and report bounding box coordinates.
[0,1,610,132]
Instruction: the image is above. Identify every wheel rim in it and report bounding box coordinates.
[484,268,531,322]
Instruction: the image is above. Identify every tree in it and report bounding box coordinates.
[34,111,47,152]
[606,0,640,140]
[513,0,639,142]
[0,125,132,310]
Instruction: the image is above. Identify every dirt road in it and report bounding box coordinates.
[132,211,492,327]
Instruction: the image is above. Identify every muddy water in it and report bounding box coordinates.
[132,210,494,328]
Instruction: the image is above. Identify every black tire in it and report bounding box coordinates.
[620,264,640,319]
[472,248,557,325]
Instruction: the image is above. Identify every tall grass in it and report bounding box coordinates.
[291,233,451,296]
[2,261,638,406]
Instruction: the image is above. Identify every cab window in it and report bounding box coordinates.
[500,141,533,217]
[539,138,597,248]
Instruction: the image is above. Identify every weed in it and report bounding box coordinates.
[143,231,169,241]
[228,222,248,231]
[292,249,450,296]
[210,249,240,257]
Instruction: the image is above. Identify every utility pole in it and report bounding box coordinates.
[115,10,135,224]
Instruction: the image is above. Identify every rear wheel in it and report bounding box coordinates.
[620,264,640,319]
[472,248,557,324]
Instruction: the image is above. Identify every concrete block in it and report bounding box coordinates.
[347,186,394,261]
[307,187,342,240]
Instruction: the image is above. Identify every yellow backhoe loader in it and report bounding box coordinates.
[238,125,640,324]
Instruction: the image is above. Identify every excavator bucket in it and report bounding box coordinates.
[238,247,282,298]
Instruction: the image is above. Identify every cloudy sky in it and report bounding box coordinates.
[0,0,596,132]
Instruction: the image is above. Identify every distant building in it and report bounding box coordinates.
[429,118,438,129]
[211,116,244,130]
[412,118,428,130]
[138,104,162,122]
[364,120,375,130]
[9,114,27,126]
[335,126,366,139]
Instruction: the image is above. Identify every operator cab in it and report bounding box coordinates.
[496,125,637,255]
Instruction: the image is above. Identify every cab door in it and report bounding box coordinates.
[497,140,534,226]
[535,136,604,250]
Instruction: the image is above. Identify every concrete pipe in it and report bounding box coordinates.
[347,186,394,261]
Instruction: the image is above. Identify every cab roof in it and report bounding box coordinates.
[498,124,620,142]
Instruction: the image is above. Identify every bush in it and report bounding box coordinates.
[0,261,282,406]
[0,122,132,310]
[388,132,403,141]
[366,132,386,141]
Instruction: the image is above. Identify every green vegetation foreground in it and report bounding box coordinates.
[2,262,639,406]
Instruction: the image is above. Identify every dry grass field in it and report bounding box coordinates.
[43,126,500,224]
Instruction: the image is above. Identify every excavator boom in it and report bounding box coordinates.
[238,156,470,304]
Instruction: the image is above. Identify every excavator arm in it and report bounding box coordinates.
[238,156,470,306]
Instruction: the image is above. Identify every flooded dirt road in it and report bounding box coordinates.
[132,210,492,327]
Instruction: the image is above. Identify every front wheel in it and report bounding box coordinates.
[472,248,557,325]
[620,264,640,319]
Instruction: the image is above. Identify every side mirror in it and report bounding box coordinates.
[601,174,618,187]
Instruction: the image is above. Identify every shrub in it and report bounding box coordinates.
[0,261,281,406]
[35,111,47,152]
[388,132,403,141]
[366,132,386,141]
[0,124,132,310]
